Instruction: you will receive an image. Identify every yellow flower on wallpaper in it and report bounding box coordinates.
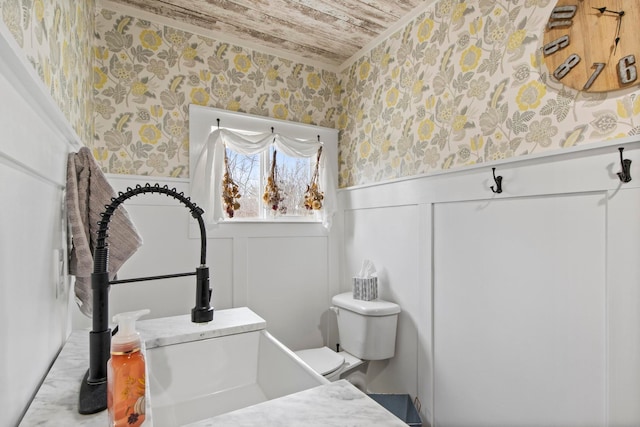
[460,45,481,72]
[131,80,148,96]
[452,2,468,22]
[453,115,467,131]
[507,29,527,51]
[418,119,435,140]
[307,73,321,90]
[386,87,399,107]
[233,54,251,73]
[199,70,211,82]
[359,140,371,158]
[139,124,161,144]
[140,30,162,51]
[267,67,279,82]
[190,87,210,106]
[359,61,371,80]
[183,45,198,60]
[469,17,482,35]
[273,104,288,120]
[417,18,434,43]
[516,80,546,111]
[227,99,241,111]
[93,147,108,162]
[93,66,107,89]
[150,105,163,118]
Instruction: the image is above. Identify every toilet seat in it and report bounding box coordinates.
[295,347,345,377]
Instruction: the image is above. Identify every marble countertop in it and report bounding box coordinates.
[186,379,407,427]
[20,307,407,427]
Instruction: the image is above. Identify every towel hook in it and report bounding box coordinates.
[490,167,503,193]
[617,147,632,183]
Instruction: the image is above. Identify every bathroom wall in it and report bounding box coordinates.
[338,1,640,187]
[0,0,94,145]
[91,1,341,178]
[0,1,91,424]
[339,138,640,425]
[0,21,82,426]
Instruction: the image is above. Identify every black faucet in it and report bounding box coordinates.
[78,183,214,414]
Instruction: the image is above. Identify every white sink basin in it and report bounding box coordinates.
[146,329,327,426]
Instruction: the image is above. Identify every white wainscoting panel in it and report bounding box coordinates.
[0,21,80,426]
[338,137,640,426]
[433,194,606,426]
[606,187,640,425]
[246,236,329,350]
[343,205,422,397]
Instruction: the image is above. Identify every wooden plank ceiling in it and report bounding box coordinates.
[105,0,428,67]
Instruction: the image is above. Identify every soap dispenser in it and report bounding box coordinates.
[107,309,149,427]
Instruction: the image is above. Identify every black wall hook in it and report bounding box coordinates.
[617,147,632,183]
[490,167,503,193]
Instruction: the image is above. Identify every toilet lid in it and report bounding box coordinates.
[296,347,345,376]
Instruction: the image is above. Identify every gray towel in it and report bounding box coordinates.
[66,147,142,317]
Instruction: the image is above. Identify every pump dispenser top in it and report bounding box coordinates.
[111,309,149,353]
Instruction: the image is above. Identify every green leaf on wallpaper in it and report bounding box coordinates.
[561,125,587,148]
[510,7,523,24]
[216,43,229,58]
[440,45,454,73]
[581,91,607,108]
[21,0,32,32]
[540,99,555,116]
[115,16,132,34]
[130,45,153,63]
[115,113,132,132]
[442,154,456,170]
[169,75,185,93]
[170,166,185,178]
[489,79,508,109]
[554,102,570,122]
[452,72,473,92]
[508,111,534,135]
[510,137,523,152]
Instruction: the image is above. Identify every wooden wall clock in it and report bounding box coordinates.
[542,0,640,92]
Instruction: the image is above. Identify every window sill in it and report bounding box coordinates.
[189,218,328,239]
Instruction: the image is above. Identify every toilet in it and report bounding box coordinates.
[295,292,401,389]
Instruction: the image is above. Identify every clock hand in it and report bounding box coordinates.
[592,7,624,16]
[614,11,624,54]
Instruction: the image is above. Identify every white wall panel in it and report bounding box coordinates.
[433,194,606,426]
[607,187,640,425]
[0,22,79,425]
[343,205,421,396]
[246,236,329,351]
[339,139,640,426]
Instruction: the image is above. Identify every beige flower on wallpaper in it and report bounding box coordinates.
[516,81,546,111]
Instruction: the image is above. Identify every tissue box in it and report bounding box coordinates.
[353,277,378,301]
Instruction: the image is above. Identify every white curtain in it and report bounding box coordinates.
[191,128,336,229]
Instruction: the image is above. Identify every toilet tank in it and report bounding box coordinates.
[331,292,401,360]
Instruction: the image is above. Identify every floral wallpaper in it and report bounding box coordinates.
[0,0,94,145]
[92,8,341,178]
[3,0,640,188]
[338,0,640,187]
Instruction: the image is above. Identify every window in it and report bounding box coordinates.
[189,105,337,229]
[224,147,315,219]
